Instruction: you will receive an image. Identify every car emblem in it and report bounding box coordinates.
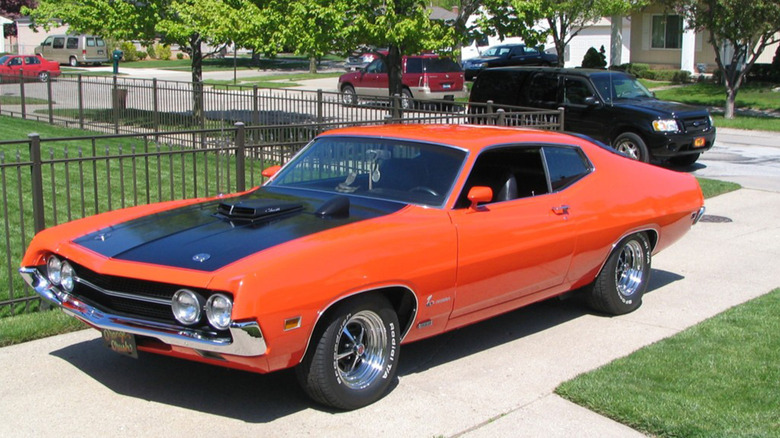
[192,253,211,262]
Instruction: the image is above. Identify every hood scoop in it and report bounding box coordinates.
[315,195,350,219]
[216,199,303,223]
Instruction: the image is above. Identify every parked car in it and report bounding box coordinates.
[462,44,558,80]
[35,34,109,66]
[21,124,705,410]
[339,54,468,109]
[0,54,61,82]
[344,51,385,71]
[469,67,715,165]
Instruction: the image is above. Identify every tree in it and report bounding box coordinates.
[478,0,646,67]
[1,0,37,38]
[350,0,455,99]
[667,0,780,118]
[279,0,354,73]
[24,0,278,122]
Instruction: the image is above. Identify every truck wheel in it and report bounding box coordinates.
[341,85,357,105]
[69,57,79,67]
[296,295,400,410]
[612,132,649,162]
[401,89,415,110]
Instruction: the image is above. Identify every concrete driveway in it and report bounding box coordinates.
[1,185,779,437]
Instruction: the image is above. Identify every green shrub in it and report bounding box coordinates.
[642,69,690,83]
[119,41,139,62]
[582,46,607,69]
[155,44,172,61]
[146,44,157,60]
[611,63,651,77]
[176,52,185,60]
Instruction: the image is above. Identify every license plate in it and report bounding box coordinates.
[102,329,138,358]
[98,50,104,54]
[442,84,452,89]
[694,137,706,148]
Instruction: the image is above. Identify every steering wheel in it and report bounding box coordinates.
[409,186,439,197]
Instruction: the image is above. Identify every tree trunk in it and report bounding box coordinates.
[189,33,204,127]
[724,86,737,119]
[309,55,317,74]
[386,45,403,98]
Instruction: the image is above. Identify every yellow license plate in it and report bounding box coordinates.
[102,329,138,358]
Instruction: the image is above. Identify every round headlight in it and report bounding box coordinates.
[205,294,233,331]
[172,289,204,325]
[60,261,76,292]
[47,256,62,285]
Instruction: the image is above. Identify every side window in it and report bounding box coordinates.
[563,77,595,105]
[510,47,525,57]
[471,71,523,106]
[66,38,79,49]
[8,57,22,66]
[42,37,53,47]
[527,73,558,105]
[24,57,41,65]
[525,47,540,55]
[456,147,550,208]
[53,38,65,49]
[543,147,591,191]
[406,58,423,74]
[365,59,385,74]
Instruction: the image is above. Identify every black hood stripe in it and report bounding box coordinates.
[74,187,405,272]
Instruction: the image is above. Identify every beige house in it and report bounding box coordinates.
[13,16,69,55]
[572,5,778,72]
[1,15,13,53]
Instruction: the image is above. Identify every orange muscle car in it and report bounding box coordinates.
[20,124,705,409]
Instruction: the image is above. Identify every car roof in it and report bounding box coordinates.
[317,124,584,153]
[480,66,625,77]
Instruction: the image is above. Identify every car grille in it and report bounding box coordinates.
[64,261,213,325]
[681,116,711,134]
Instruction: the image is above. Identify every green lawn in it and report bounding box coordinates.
[654,82,780,112]
[557,288,780,437]
[118,54,342,72]
[713,115,780,132]
[204,72,342,89]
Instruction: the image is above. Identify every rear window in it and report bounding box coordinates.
[423,58,462,73]
[87,38,95,47]
[96,38,105,47]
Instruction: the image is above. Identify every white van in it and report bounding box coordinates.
[35,34,110,66]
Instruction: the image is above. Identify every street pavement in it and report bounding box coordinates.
[1,186,778,437]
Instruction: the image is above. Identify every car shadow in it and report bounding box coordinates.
[49,268,684,422]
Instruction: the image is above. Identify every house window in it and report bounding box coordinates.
[652,15,683,49]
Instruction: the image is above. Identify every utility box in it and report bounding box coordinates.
[112,49,124,74]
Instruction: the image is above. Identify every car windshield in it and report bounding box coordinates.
[269,136,467,207]
[0,56,9,65]
[590,72,654,103]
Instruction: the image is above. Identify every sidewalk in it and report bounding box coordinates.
[0,188,778,437]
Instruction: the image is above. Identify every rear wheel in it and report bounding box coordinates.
[69,56,79,67]
[588,233,652,315]
[612,132,649,162]
[669,153,700,166]
[38,71,50,82]
[296,295,400,410]
[401,88,415,110]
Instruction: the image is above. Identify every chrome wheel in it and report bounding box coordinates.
[335,310,388,390]
[612,132,649,162]
[615,240,645,297]
[341,85,357,105]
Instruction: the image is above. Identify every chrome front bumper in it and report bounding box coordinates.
[20,267,267,357]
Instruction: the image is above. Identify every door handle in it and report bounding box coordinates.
[552,205,570,215]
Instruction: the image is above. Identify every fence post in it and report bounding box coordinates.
[153,78,159,133]
[497,109,505,126]
[486,100,494,115]
[19,71,26,119]
[112,75,119,134]
[235,122,246,192]
[557,107,565,131]
[316,89,323,133]
[29,133,46,233]
[252,85,260,126]
[47,75,54,124]
[77,75,84,129]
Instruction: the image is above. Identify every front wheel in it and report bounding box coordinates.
[612,132,649,162]
[587,233,652,315]
[341,85,357,105]
[296,295,400,410]
[69,56,79,67]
